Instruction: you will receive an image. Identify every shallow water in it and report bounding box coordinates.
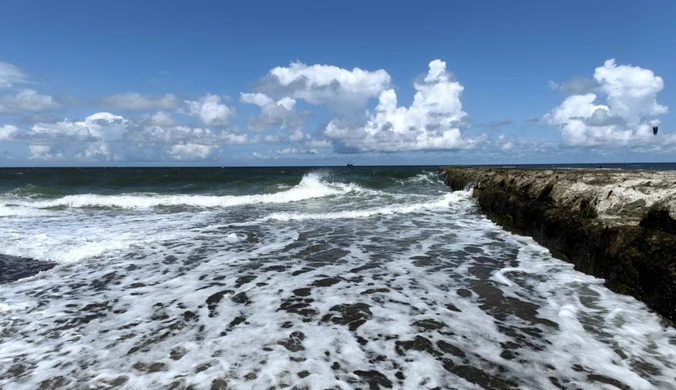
[1,167,675,389]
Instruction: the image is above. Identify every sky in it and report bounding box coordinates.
[1,0,676,166]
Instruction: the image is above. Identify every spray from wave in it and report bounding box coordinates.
[1,173,356,212]
[263,191,471,221]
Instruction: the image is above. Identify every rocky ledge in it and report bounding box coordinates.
[441,166,676,321]
[0,254,56,284]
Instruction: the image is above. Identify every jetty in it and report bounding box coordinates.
[441,166,676,321]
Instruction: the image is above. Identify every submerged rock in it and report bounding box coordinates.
[0,254,56,284]
[278,331,306,352]
[321,303,372,331]
[353,370,393,389]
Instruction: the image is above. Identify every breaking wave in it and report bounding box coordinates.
[1,173,356,212]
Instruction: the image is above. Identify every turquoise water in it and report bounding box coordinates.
[0,167,674,389]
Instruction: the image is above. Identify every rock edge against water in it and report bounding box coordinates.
[441,166,676,322]
[0,254,56,285]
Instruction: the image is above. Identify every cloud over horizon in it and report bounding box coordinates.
[324,60,484,152]
[544,59,673,148]
[1,57,674,164]
[0,111,253,162]
[253,61,391,119]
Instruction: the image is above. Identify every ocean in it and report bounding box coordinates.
[0,166,675,390]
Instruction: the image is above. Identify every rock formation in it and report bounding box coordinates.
[441,166,676,321]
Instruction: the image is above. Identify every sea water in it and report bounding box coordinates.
[0,167,674,389]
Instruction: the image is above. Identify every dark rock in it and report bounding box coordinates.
[640,207,676,234]
[206,290,234,317]
[183,311,198,321]
[587,374,630,390]
[350,263,379,273]
[443,364,518,389]
[38,376,70,389]
[437,340,466,358]
[321,303,372,331]
[228,316,246,328]
[195,363,211,373]
[0,254,56,284]
[132,362,166,373]
[292,267,314,276]
[235,275,257,288]
[395,336,439,357]
[353,370,393,389]
[312,277,341,287]
[169,348,185,360]
[211,379,228,390]
[293,288,312,297]
[279,331,306,352]
[412,319,447,330]
[441,167,676,321]
[278,294,318,317]
[231,292,249,305]
[263,265,287,272]
[361,288,390,295]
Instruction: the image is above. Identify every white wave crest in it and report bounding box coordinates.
[263,191,468,221]
[396,171,440,186]
[2,173,354,211]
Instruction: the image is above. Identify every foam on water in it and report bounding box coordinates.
[0,172,353,210]
[396,171,440,186]
[263,192,468,221]
[0,210,210,263]
[1,169,675,389]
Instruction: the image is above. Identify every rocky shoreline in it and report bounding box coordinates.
[441,166,676,322]
[0,254,56,285]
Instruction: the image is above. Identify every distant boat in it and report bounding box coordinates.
[346,163,354,167]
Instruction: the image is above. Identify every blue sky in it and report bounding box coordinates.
[1,0,675,166]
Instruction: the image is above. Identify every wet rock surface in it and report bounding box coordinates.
[321,303,372,331]
[442,166,676,321]
[442,166,676,226]
[0,254,56,284]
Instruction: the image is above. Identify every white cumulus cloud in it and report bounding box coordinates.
[1,111,253,162]
[0,125,19,141]
[324,59,483,152]
[0,61,26,89]
[0,89,59,113]
[184,93,234,127]
[254,62,391,117]
[29,144,64,160]
[544,59,670,147]
[277,147,317,155]
[240,92,309,141]
[170,143,214,161]
[240,92,274,107]
[78,142,122,161]
[148,111,175,127]
[35,112,130,142]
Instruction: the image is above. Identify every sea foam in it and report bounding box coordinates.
[1,169,675,389]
